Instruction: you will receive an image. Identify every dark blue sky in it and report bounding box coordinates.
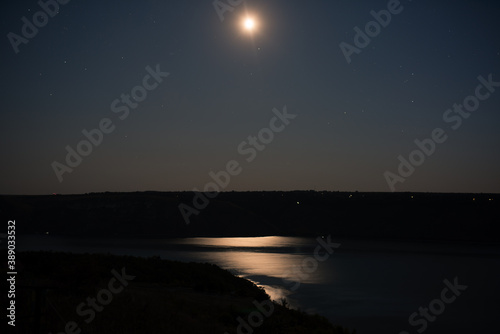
[1,0,499,194]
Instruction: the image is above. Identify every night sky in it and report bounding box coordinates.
[1,0,499,195]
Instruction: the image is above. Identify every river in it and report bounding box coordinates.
[18,235,500,333]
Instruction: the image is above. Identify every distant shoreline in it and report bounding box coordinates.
[3,191,499,243]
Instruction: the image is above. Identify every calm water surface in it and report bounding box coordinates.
[19,235,500,334]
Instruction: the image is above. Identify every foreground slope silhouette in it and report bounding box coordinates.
[16,251,355,334]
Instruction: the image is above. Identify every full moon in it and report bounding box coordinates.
[244,18,255,31]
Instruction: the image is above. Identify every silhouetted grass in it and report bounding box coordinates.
[15,251,355,334]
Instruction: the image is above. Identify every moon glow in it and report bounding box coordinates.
[244,18,256,31]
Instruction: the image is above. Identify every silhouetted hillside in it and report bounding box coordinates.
[1,191,498,242]
[14,251,354,334]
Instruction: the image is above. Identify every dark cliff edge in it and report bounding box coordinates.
[12,251,355,334]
